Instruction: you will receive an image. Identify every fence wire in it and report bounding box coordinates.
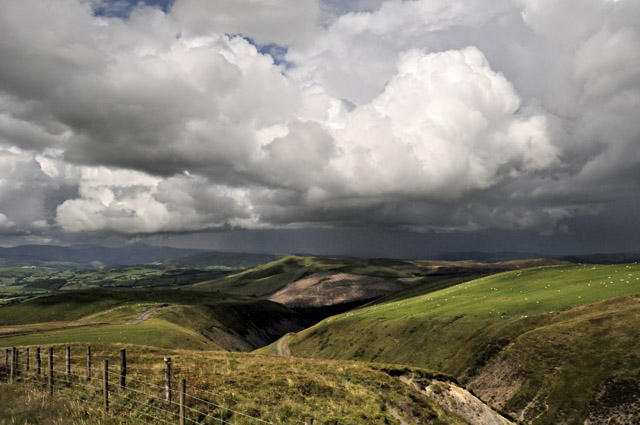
[0,346,312,425]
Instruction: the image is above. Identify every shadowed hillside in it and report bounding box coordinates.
[273,263,640,424]
[0,289,306,351]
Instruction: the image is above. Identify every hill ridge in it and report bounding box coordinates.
[276,263,640,424]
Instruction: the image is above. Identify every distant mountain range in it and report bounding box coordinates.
[0,244,638,269]
[0,244,281,269]
[0,244,202,268]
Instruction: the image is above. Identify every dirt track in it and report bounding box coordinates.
[129,305,167,325]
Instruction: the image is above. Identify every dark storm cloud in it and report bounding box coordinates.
[0,0,638,255]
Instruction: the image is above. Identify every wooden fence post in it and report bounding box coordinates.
[48,348,54,396]
[103,360,109,412]
[4,348,8,367]
[25,348,30,372]
[120,349,126,389]
[10,347,16,383]
[65,346,71,381]
[13,347,18,377]
[36,347,41,377]
[180,378,186,425]
[164,357,171,404]
[87,346,92,381]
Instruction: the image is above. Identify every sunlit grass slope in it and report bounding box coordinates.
[0,290,306,351]
[0,343,468,425]
[0,318,217,350]
[283,263,640,424]
[191,255,415,297]
[363,263,640,319]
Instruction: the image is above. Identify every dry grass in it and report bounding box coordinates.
[0,343,469,425]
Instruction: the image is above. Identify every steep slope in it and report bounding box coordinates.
[278,263,640,424]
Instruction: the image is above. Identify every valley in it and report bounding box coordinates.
[1,246,639,424]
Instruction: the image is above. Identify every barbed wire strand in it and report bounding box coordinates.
[57,370,180,422]
[5,347,307,425]
[15,371,150,425]
[10,361,177,424]
[9,362,249,425]
[104,366,270,424]
[12,349,261,408]
[184,392,276,425]
[54,372,175,425]
[180,402,236,425]
[109,392,178,425]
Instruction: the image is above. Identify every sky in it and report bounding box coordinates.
[0,0,639,257]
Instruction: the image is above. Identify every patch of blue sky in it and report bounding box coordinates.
[227,34,292,68]
[258,43,291,68]
[93,0,174,19]
[236,34,293,68]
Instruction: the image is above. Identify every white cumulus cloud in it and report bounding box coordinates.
[0,0,637,244]
[328,47,556,200]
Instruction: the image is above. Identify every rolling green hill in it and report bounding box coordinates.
[191,255,488,297]
[0,289,306,351]
[276,263,640,424]
[190,254,552,298]
[191,256,357,296]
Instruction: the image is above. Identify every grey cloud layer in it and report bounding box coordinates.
[0,0,638,241]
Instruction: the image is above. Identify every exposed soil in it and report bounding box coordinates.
[584,378,640,424]
[266,271,416,307]
[401,376,515,425]
[268,335,292,356]
[466,351,525,411]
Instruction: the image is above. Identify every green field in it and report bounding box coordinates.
[0,290,306,351]
[280,263,640,424]
[0,266,231,299]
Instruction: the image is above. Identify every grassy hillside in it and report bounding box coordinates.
[191,255,483,297]
[0,343,469,425]
[191,256,349,296]
[280,263,640,424]
[0,290,306,351]
[190,254,545,298]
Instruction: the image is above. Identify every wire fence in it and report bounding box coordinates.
[1,346,316,425]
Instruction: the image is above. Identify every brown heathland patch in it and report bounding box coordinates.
[266,271,415,307]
